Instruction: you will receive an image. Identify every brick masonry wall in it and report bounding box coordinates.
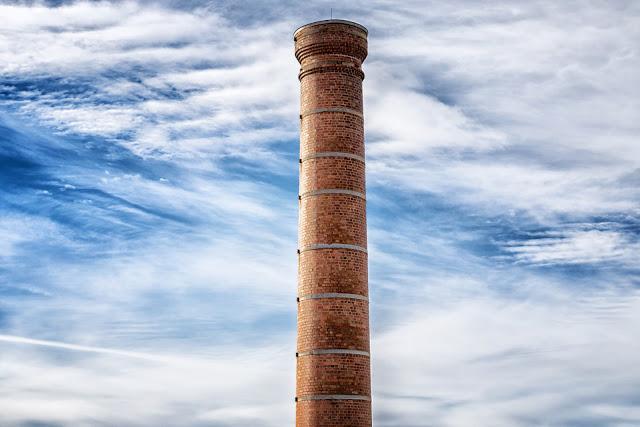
[297,401,371,427]
[297,354,371,395]
[297,298,370,351]
[295,20,371,427]
[301,74,363,111]
[300,114,364,157]
[299,195,367,248]
[298,249,368,296]
[301,157,366,193]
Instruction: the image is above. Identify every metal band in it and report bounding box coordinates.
[297,349,370,357]
[301,107,363,118]
[299,244,367,254]
[298,293,368,302]
[296,395,370,402]
[300,189,365,200]
[301,151,365,163]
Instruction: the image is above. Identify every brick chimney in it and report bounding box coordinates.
[294,20,371,426]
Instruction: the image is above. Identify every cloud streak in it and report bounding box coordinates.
[0,334,171,361]
[0,1,638,426]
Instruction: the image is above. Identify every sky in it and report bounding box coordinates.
[0,1,639,426]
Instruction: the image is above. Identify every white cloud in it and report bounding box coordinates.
[0,216,68,258]
[0,2,298,158]
[0,337,294,426]
[0,334,172,361]
[3,0,637,218]
[373,278,640,426]
[366,89,506,154]
[362,0,640,218]
[0,1,638,426]
[502,229,640,266]
[37,105,143,136]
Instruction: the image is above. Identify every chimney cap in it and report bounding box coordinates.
[294,19,368,38]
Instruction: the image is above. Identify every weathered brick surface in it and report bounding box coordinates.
[296,400,372,427]
[301,73,363,111]
[298,249,368,296]
[300,113,364,157]
[297,354,371,395]
[300,157,366,194]
[297,298,370,352]
[295,19,370,427]
[299,195,367,248]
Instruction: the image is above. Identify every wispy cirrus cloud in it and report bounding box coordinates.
[502,228,640,267]
[0,336,293,427]
[1,2,299,159]
[0,1,638,426]
[374,278,640,427]
[363,0,640,218]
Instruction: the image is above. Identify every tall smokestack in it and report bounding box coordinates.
[294,20,371,426]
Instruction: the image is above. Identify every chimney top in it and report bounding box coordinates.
[293,19,368,38]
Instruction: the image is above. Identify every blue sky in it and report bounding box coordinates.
[1,1,639,426]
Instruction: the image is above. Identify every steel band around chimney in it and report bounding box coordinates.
[296,395,371,402]
[298,293,368,302]
[300,151,365,163]
[300,107,363,119]
[298,243,367,254]
[299,189,366,200]
[296,349,370,357]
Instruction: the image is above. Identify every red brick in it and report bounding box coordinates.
[297,298,370,352]
[299,195,367,248]
[296,400,372,427]
[295,20,370,427]
[298,249,368,296]
[300,157,366,194]
[300,113,364,158]
[296,354,371,396]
